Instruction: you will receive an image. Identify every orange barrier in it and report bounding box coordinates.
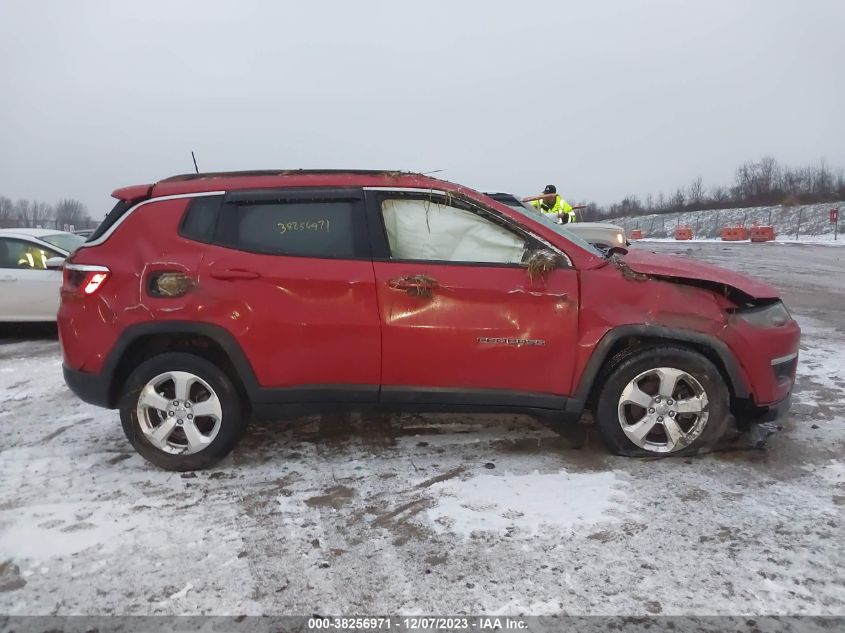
[674,226,693,240]
[750,226,776,242]
[720,226,748,241]
[629,229,643,240]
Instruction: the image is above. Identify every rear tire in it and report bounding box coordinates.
[119,352,247,471]
[594,346,730,457]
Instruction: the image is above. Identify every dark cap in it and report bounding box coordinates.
[543,185,557,194]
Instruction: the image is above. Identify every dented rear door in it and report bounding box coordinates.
[198,188,381,398]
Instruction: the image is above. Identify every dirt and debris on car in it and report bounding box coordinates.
[58,170,799,470]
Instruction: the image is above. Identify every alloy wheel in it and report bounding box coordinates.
[616,366,709,453]
[136,371,223,455]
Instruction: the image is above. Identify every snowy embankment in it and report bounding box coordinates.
[608,201,844,241]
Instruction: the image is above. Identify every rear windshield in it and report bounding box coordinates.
[86,200,132,242]
[40,232,86,253]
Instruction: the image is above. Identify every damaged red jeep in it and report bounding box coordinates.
[58,170,800,470]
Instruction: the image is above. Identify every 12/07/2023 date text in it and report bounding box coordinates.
[307,616,529,630]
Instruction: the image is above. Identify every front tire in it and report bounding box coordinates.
[594,346,730,457]
[119,352,247,471]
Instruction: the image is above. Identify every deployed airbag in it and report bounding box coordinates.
[382,199,526,264]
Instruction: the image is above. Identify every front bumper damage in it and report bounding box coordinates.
[733,391,793,431]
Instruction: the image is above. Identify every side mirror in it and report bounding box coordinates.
[525,249,564,280]
[45,256,65,270]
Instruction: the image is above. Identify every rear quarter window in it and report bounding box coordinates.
[180,196,223,243]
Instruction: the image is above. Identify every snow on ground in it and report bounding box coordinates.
[0,243,844,616]
[425,470,621,537]
[639,237,845,246]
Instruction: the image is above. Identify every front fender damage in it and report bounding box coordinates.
[572,258,744,401]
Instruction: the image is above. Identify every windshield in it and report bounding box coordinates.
[494,197,606,257]
[40,232,86,254]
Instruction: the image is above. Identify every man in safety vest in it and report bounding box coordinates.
[523,185,579,224]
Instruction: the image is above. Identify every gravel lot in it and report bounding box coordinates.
[0,242,843,617]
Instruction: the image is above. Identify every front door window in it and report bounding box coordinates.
[380,198,528,264]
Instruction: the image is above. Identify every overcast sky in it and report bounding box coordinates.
[1,0,843,217]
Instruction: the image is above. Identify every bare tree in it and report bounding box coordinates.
[14,199,32,225]
[14,199,54,227]
[54,198,90,228]
[624,195,642,212]
[757,156,780,196]
[670,187,686,210]
[601,156,843,220]
[688,176,704,207]
[580,202,603,222]
[0,196,14,222]
[735,162,753,200]
[813,159,834,196]
[710,185,729,203]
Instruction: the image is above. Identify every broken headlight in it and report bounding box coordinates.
[733,301,792,328]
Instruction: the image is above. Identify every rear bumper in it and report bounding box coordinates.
[63,365,112,409]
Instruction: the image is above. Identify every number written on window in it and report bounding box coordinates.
[228,201,359,258]
[277,219,331,235]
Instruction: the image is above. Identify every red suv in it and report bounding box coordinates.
[58,170,800,470]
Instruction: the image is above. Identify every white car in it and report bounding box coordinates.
[0,228,86,322]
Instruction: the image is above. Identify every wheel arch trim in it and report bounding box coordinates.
[103,321,260,407]
[566,324,751,413]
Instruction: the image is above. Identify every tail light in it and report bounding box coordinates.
[63,264,111,295]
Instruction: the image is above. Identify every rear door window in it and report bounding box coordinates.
[218,197,368,259]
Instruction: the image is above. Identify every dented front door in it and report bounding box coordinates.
[373,262,579,399]
[365,190,580,402]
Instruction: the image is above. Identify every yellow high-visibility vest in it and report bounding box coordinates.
[530,195,577,223]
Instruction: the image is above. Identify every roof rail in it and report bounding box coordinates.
[159,169,419,183]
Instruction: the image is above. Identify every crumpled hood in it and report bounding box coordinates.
[621,250,780,300]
